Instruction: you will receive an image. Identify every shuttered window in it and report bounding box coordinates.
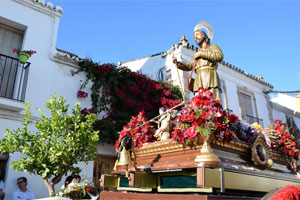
[0,23,23,57]
[240,92,253,117]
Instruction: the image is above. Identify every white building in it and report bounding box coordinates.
[1,0,299,198]
[120,35,300,129]
[0,0,115,198]
[271,93,300,128]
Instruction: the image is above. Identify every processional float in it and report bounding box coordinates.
[99,22,300,200]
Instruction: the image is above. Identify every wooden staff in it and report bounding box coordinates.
[173,51,186,103]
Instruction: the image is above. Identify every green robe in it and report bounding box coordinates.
[176,44,223,100]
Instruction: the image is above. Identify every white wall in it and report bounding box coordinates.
[271,94,300,128]
[0,0,107,198]
[272,94,299,111]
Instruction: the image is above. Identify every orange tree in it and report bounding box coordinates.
[72,59,183,144]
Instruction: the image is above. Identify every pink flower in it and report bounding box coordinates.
[184,126,198,140]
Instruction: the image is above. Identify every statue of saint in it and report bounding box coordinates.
[173,22,224,100]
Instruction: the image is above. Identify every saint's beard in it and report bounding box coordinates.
[195,36,205,46]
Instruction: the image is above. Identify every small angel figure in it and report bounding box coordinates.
[153,108,177,141]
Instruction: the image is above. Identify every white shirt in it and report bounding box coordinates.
[0,180,5,192]
[13,189,35,200]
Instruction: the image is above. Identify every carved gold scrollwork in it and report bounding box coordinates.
[251,135,273,168]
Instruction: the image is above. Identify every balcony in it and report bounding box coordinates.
[0,53,30,111]
[225,109,233,115]
[243,115,264,127]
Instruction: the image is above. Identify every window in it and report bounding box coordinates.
[240,92,254,117]
[166,69,172,82]
[237,86,263,126]
[219,79,228,109]
[0,23,23,57]
[157,67,166,81]
[0,23,28,101]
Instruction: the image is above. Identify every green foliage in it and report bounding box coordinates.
[0,94,99,181]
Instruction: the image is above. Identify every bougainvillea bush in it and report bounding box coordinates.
[72,59,182,144]
[171,88,239,145]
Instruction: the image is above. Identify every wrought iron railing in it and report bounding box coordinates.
[243,114,264,127]
[0,53,30,101]
[225,109,233,115]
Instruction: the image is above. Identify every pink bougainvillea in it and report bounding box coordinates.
[72,59,183,144]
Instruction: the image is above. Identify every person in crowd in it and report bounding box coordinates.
[74,175,81,183]
[13,177,35,200]
[64,175,74,187]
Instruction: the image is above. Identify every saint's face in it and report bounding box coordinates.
[193,31,203,44]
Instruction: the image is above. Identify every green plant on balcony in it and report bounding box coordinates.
[12,48,36,64]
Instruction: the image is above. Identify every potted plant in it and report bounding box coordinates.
[57,177,99,200]
[12,48,37,64]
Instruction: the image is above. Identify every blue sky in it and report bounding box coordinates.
[50,0,300,94]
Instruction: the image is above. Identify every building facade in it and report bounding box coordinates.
[0,0,115,198]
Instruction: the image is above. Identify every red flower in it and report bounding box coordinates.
[189,96,201,109]
[198,87,205,93]
[13,48,37,57]
[80,108,89,115]
[77,90,88,98]
[270,185,300,200]
[289,150,296,157]
[274,120,281,129]
[116,89,125,97]
[201,111,209,118]
[187,113,196,123]
[184,126,198,140]
[115,140,119,150]
[229,114,239,123]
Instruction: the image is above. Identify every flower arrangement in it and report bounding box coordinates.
[12,48,37,64]
[232,121,260,143]
[58,178,99,200]
[269,185,300,200]
[171,88,239,145]
[115,111,156,150]
[264,120,300,171]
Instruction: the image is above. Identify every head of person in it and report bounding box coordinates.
[65,175,74,187]
[74,175,81,183]
[17,177,27,192]
[193,30,210,47]
[159,107,166,115]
